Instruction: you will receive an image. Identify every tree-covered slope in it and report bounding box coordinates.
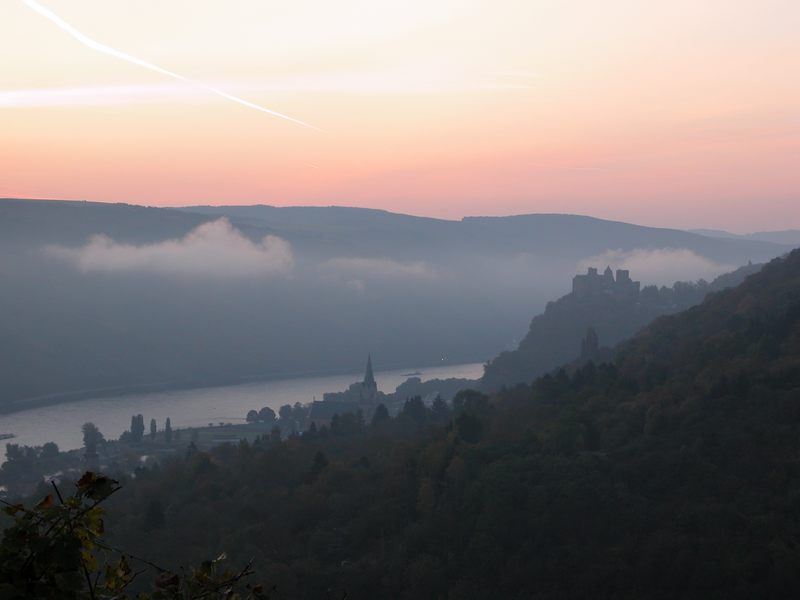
[73,250,800,598]
[481,261,764,389]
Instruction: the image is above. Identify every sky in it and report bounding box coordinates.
[1,0,798,232]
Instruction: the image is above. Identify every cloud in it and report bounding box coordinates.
[577,248,733,286]
[0,84,197,108]
[22,0,318,129]
[323,257,435,279]
[0,65,531,109]
[46,219,294,278]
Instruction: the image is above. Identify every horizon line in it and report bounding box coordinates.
[2,196,798,237]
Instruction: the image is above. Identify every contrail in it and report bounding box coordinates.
[22,0,320,130]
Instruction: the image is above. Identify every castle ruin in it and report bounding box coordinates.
[572,266,641,300]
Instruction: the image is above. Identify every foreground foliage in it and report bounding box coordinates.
[0,472,265,599]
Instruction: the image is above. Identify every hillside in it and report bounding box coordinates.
[68,249,800,599]
[481,261,764,389]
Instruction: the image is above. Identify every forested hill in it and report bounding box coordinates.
[613,248,800,393]
[481,261,764,389]
[85,250,800,599]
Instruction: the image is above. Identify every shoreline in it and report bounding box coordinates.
[0,358,487,417]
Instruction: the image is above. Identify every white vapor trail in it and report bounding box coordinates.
[22,0,320,130]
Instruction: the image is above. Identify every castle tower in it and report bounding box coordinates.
[363,354,377,392]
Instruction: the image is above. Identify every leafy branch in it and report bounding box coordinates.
[0,472,267,600]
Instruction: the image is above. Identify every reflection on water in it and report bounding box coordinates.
[0,363,483,453]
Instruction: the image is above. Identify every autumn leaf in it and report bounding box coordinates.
[35,495,54,510]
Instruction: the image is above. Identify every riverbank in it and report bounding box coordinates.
[0,370,483,498]
[0,362,485,454]
[0,420,273,498]
[0,358,487,416]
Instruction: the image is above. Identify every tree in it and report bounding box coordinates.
[258,406,276,425]
[82,422,104,457]
[452,389,489,416]
[270,425,282,445]
[371,404,390,427]
[401,396,427,426]
[279,404,293,422]
[2,444,35,481]
[40,441,59,460]
[165,417,173,444]
[4,443,23,462]
[150,418,157,441]
[246,409,259,423]
[455,412,481,443]
[130,414,145,443]
[308,450,328,481]
[143,498,166,531]
[186,441,198,458]
[356,409,366,432]
[0,472,266,599]
[430,395,450,423]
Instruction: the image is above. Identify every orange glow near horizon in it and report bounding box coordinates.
[1,0,798,232]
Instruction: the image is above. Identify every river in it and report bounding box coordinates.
[0,362,483,453]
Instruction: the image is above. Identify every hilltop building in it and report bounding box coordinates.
[572,266,641,300]
[309,355,386,428]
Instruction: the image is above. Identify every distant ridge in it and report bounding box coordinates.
[690,227,800,246]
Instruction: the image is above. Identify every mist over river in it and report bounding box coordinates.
[0,363,483,454]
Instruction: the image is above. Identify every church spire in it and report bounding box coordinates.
[363,354,377,391]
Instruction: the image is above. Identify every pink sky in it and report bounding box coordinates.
[1,0,798,232]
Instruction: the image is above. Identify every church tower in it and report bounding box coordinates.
[363,354,377,393]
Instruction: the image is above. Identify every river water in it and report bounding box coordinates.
[0,362,483,453]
